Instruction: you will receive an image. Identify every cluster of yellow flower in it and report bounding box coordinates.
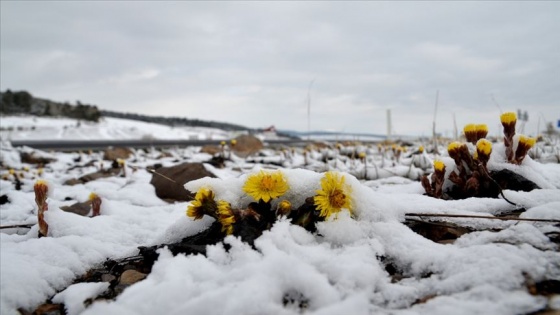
[423,112,537,200]
[500,112,536,165]
[187,170,353,237]
[1,167,43,182]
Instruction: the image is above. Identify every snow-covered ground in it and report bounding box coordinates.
[1,115,559,315]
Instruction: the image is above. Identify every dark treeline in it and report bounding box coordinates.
[100,110,251,131]
[1,90,101,122]
[0,90,255,131]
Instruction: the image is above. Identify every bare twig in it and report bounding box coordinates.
[405,213,560,223]
[128,165,178,185]
[0,224,34,229]
[146,168,177,184]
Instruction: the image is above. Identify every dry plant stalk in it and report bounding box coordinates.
[501,112,517,163]
[34,180,49,237]
[421,160,445,198]
[89,193,102,217]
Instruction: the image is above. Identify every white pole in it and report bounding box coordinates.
[386,109,392,141]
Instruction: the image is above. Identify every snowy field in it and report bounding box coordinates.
[0,116,236,141]
[1,115,559,315]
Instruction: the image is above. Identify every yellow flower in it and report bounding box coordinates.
[35,179,48,188]
[463,124,476,134]
[186,188,218,220]
[220,141,226,146]
[447,141,463,160]
[433,160,445,172]
[243,170,289,202]
[476,139,492,165]
[463,124,477,143]
[230,139,237,146]
[476,139,492,156]
[276,200,292,216]
[500,112,517,125]
[518,135,536,148]
[476,124,489,141]
[513,135,536,165]
[88,192,98,201]
[358,152,366,159]
[217,200,235,235]
[476,124,488,134]
[314,171,352,218]
[418,145,424,153]
[117,159,126,167]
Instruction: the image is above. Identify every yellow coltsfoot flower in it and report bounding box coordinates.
[476,139,492,166]
[314,171,352,218]
[500,112,517,163]
[276,200,292,217]
[514,135,536,165]
[187,188,218,220]
[476,124,488,141]
[217,200,236,235]
[500,112,517,125]
[243,170,289,203]
[463,124,477,144]
[447,142,463,161]
[433,160,445,173]
[89,192,102,217]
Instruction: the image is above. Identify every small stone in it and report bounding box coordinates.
[101,274,116,283]
[231,135,263,158]
[103,147,132,161]
[60,201,91,216]
[199,145,221,155]
[149,162,216,202]
[119,270,146,285]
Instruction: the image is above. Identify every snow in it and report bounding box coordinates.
[0,116,234,141]
[1,115,559,315]
[52,282,110,315]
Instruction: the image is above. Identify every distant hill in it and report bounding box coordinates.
[100,110,250,131]
[1,90,101,122]
[0,90,252,131]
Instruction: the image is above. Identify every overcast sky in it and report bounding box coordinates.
[1,1,559,136]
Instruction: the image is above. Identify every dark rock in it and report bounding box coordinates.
[490,169,540,192]
[404,220,472,243]
[20,152,55,165]
[119,270,146,285]
[206,156,226,168]
[103,147,132,161]
[60,201,91,216]
[0,194,8,205]
[200,145,222,156]
[64,168,121,185]
[138,221,225,267]
[149,162,216,202]
[231,135,263,158]
[101,274,117,283]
